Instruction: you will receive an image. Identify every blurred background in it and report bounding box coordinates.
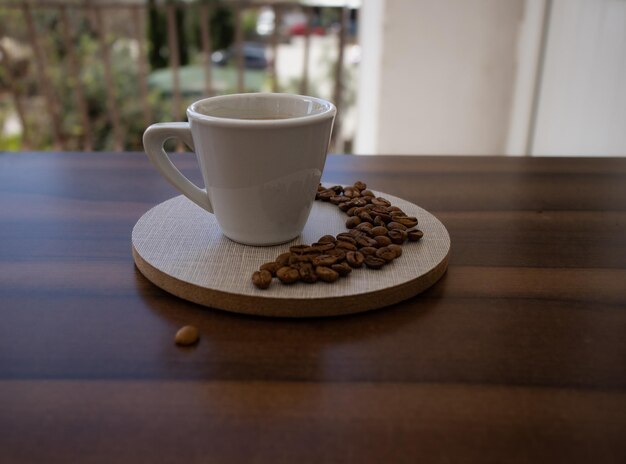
[0,0,624,156]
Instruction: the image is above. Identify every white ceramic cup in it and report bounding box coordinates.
[143,93,336,246]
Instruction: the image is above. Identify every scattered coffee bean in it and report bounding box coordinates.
[175,325,199,346]
[276,266,300,284]
[326,248,346,261]
[359,246,378,257]
[371,197,391,207]
[355,236,378,248]
[343,186,360,198]
[260,262,281,276]
[387,221,407,231]
[374,235,392,248]
[336,233,356,244]
[408,229,424,242]
[332,262,352,277]
[290,244,312,255]
[364,255,386,269]
[346,251,365,268]
[252,270,273,289]
[311,241,335,252]
[356,222,374,232]
[336,240,358,252]
[318,189,335,201]
[316,266,340,283]
[388,229,407,244]
[370,226,388,237]
[358,211,373,223]
[250,181,425,290]
[388,244,403,258]
[346,216,361,229]
[395,216,419,228]
[298,263,318,283]
[276,252,291,266]
[312,254,338,267]
[376,247,397,262]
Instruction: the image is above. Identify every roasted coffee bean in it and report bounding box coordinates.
[373,216,385,227]
[318,189,335,201]
[387,221,407,231]
[355,236,378,248]
[336,240,357,252]
[336,233,356,244]
[388,244,403,258]
[311,242,335,252]
[348,229,365,238]
[289,254,311,265]
[353,206,368,216]
[276,252,291,266]
[359,246,378,257]
[390,211,405,218]
[350,198,368,207]
[374,235,392,248]
[376,247,397,262]
[260,262,281,276]
[387,206,403,212]
[408,229,424,242]
[326,248,346,262]
[346,206,358,216]
[338,202,352,212]
[343,186,360,198]
[396,216,419,228]
[388,229,408,244]
[276,266,300,284]
[371,197,391,207]
[175,325,200,346]
[364,255,386,269]
[332,262,352,277]
[312,254,338,267]
[346,251,365,268]
[346,216,361,229]
[353,180,367,190]
[318,234,336,244]
[364,203,376,210]
[370,226,388,237]
[373,213,392,224]
[252,270,273,289]
[330,185,344,194]
[358,211,373,223]
[298,263,318,283]
[316,266,340,283]
[361,189,374,197]
[290,244,312,255]
[330,195,350,205]
[355,222,374,232]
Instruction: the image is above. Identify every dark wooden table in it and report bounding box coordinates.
[1,152,625,463]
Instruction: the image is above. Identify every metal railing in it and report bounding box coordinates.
[0,0,352,151]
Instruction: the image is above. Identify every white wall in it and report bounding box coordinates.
[532,0,626,156]
[356,0,626,156]
[356,0,524,155]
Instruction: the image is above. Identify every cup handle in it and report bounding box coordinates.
[143,122,213,213]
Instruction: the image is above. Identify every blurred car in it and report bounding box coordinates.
[211,43,268,70]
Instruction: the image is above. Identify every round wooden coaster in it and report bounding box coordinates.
[132,191,450,317]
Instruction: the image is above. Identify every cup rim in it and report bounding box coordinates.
[187,93,336,128]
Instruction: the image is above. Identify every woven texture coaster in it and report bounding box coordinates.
[132,191,450,317]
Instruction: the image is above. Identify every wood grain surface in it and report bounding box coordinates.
[0,152,625,463]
